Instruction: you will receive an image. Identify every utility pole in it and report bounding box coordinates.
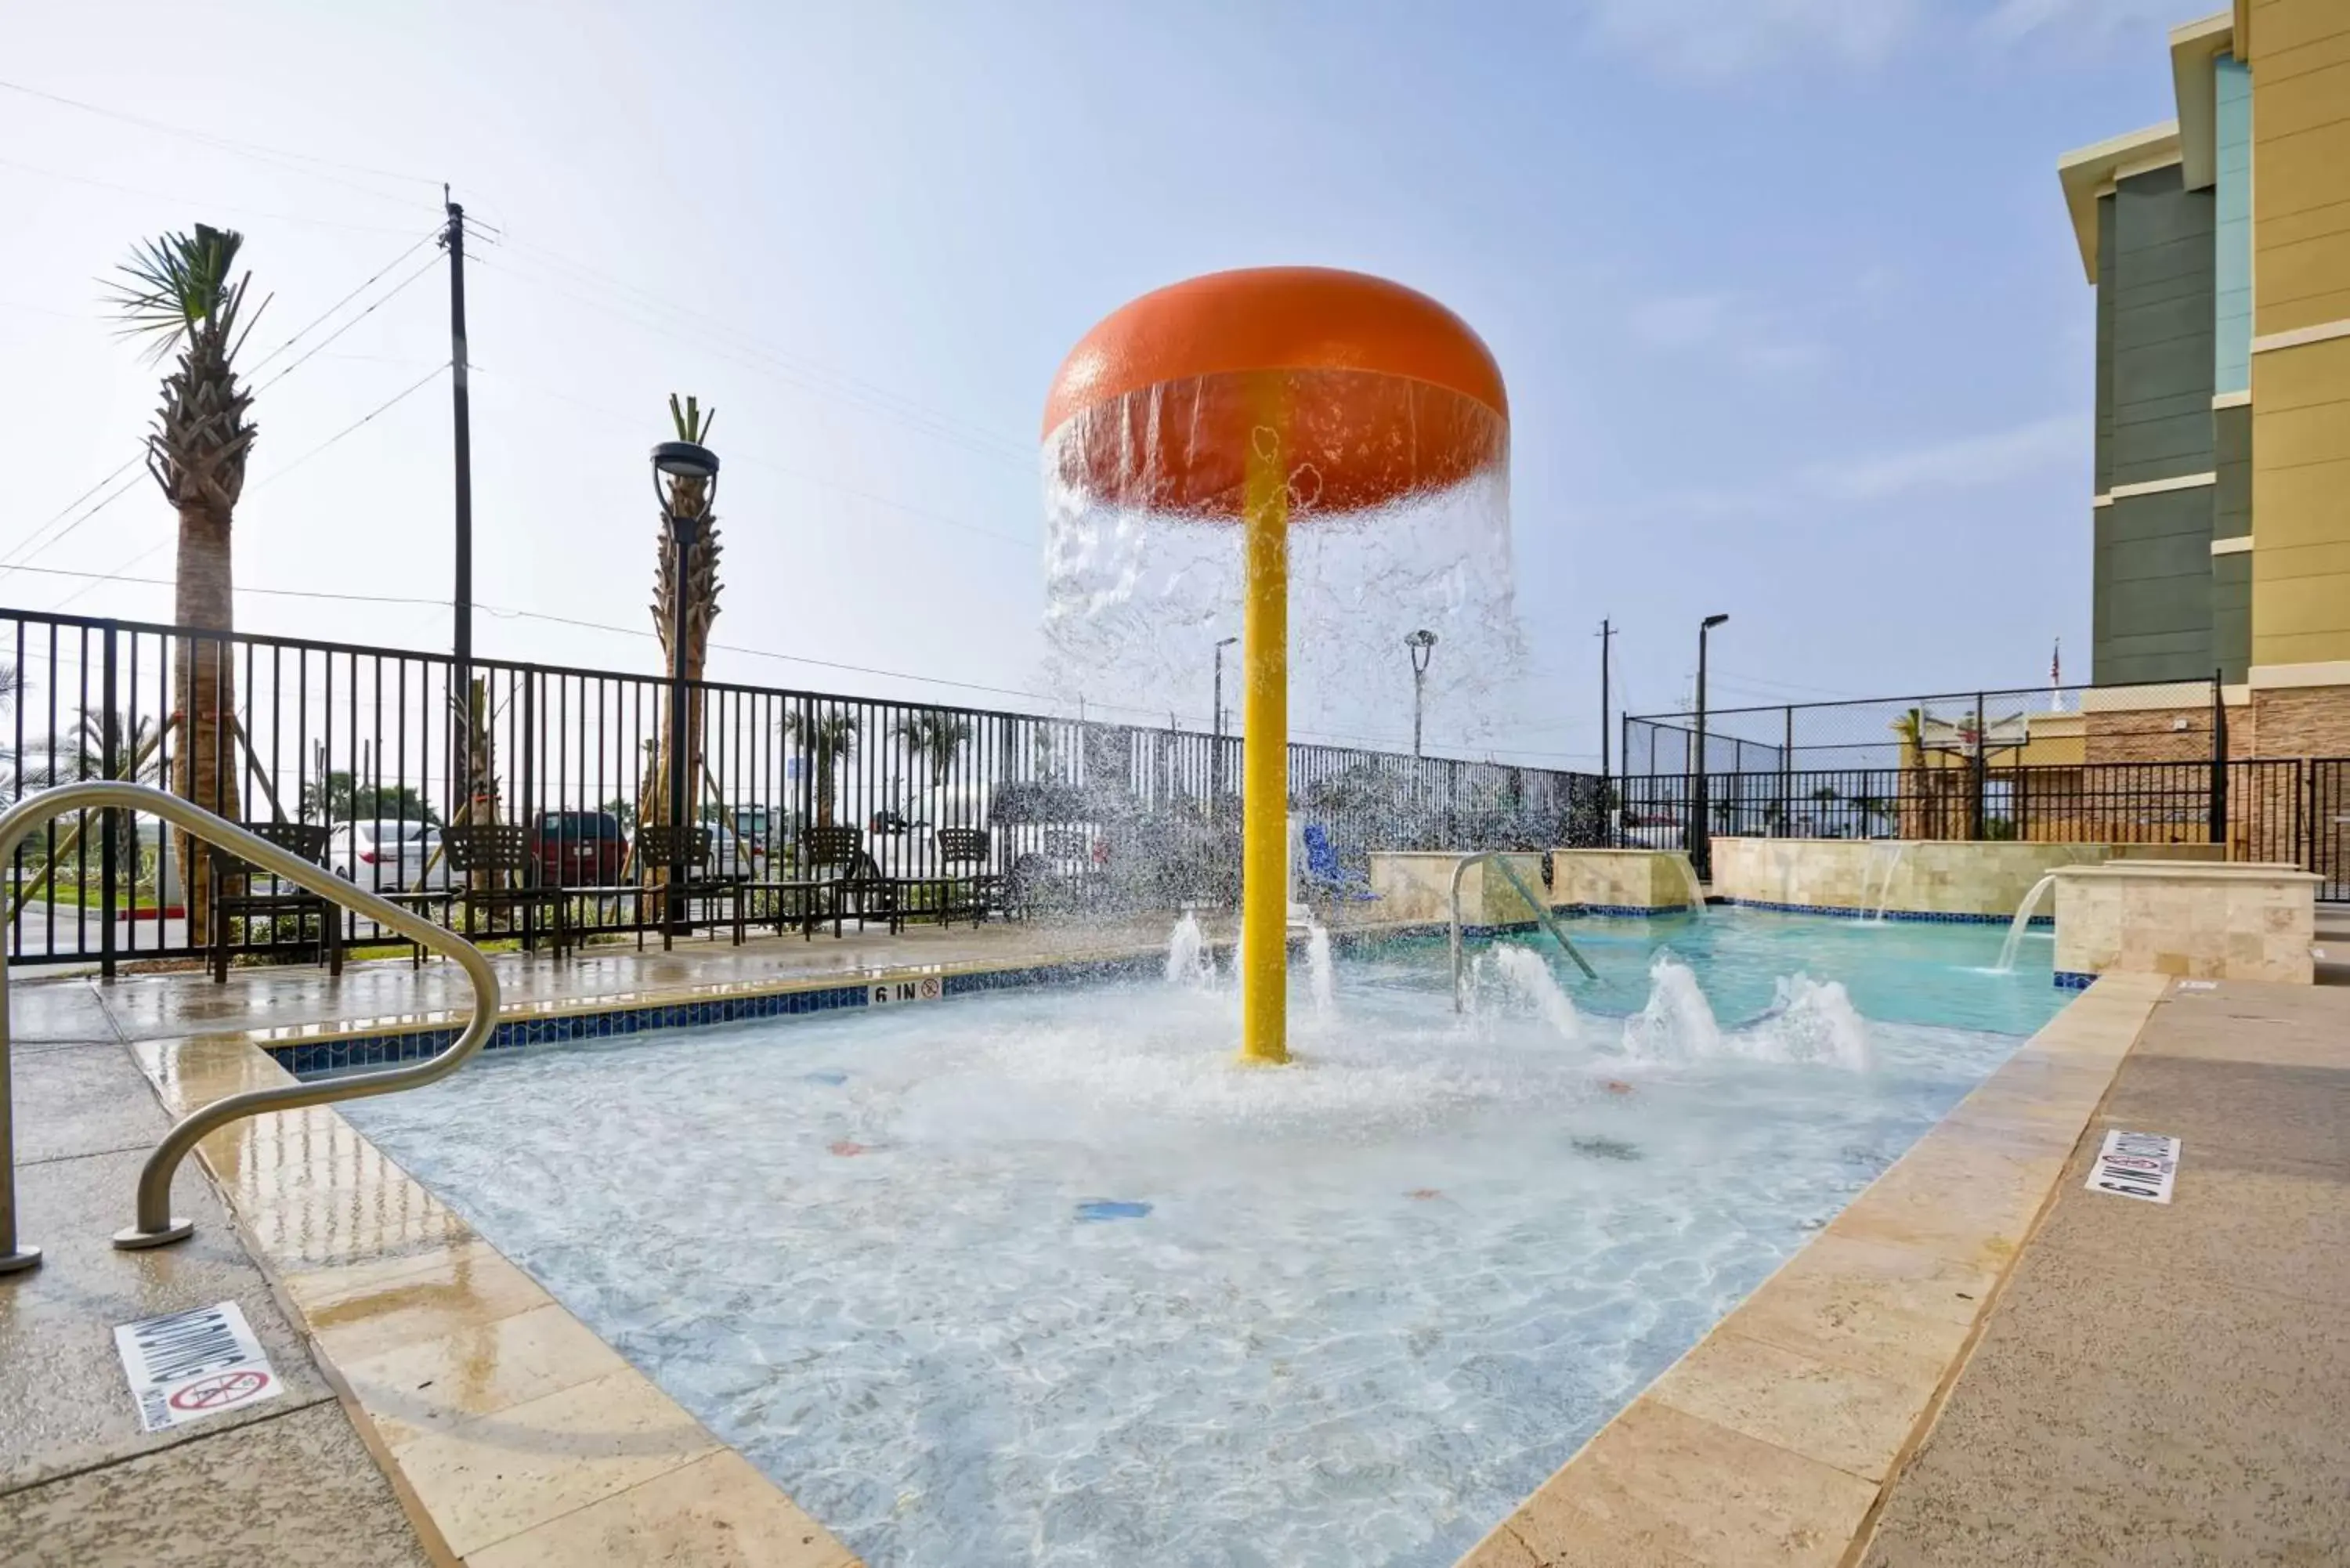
[443,190,475,817]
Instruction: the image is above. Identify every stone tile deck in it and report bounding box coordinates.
[1856,978,2350,1565]
[0,1021,431,1566]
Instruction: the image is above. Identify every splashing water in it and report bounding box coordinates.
[1745,974,1872,1070]
[1038,458,1530,747]
[1994,873,2058,973]
[1164,911,1213,989]
[1489,942,1579,1042]
[1305,919,1336,1017]
[1621,954,1723,1061]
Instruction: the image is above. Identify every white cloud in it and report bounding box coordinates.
[1799,412,2085,502]
[1628,291,1827,375]
[1580,0,1924,80]
[1977,0,2186,48]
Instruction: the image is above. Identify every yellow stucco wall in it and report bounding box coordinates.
[2247,0,2350,670]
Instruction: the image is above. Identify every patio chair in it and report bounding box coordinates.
[209,822,342,984]
[632,825,746,952]
[928,826,996,927]
[443,823,566,956]
[1300,822,1378,902]
[810,823,902,934]
[739,824,862,940]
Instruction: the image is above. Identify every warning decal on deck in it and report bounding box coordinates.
[2087,1129,2181,1205]
[114,1302,283,1432]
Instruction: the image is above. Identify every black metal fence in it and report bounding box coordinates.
[0,608,1603,970]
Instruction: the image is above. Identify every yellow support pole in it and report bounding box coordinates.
[1238,406,1290,1066]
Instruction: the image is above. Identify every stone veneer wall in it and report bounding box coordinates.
[1709,838,2122,919]
[1367,851,1546,925]
[2250,685,2350,757]
[2052,862,2317,983]
[1546,849,1698,911]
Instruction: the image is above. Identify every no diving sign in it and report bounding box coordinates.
[114,1302,284,1432]
[2088,1129,2182,1205]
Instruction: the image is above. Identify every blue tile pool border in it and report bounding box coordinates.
[2053,970,2097,990]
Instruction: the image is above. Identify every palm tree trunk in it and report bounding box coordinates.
[172,501,240,940]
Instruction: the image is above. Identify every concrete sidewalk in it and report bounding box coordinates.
[1860,979,2350,1564]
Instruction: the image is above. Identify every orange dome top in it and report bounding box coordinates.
[1043,267,1508,519]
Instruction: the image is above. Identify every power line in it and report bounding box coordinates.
[483,231,1035,462]
[246,228,443,378]
[0,155,428,236]
[246,362,449,491]
[465,248,1034,471]
[2,232,450,574]
[472,366,1032,551]
[251,255,442,392]
[0,78,442,202]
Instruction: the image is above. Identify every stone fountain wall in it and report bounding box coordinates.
[1705,838,2221,919]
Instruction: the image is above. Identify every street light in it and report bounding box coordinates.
[1212,635,1239,810]
[653,439,720,934]
[1407,629,1438,758]
[1691,612,1729,882]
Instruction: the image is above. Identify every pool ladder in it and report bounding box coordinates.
[0,782,502,1276]
[1449,851,1596,1012]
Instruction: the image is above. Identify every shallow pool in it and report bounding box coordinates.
[344,911,2066,1567]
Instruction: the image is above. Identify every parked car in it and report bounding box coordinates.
[1616,812,1684,851]
[327,819,449,893]
[700,804,775,880]
[530,811,628,887]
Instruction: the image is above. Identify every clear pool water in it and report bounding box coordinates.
[342,910,2067,1567]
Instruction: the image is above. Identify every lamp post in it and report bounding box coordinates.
[652,439,720,934]
[1690,612,1729,882]
[1407,629,1437,758]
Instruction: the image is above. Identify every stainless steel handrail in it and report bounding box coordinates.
[1449,851,1596,1013]
[0,782,501,1272]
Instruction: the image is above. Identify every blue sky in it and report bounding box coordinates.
[2,0,2192,765]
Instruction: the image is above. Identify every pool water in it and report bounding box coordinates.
[342,910,2068,1567]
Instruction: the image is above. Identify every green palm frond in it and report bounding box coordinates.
[669,392,714,444]
[104,225,262,365]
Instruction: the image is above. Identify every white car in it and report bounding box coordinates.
[327,819,450,893]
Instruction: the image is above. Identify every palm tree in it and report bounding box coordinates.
[784,706,859,827]
[895,709,971,787]
[645,394,721,835]
[108,225,262,934]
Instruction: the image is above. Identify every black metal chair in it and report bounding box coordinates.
[632,825,744,951]
[930,826,996,927]
[209,822,342,984]
[443,823,566,955]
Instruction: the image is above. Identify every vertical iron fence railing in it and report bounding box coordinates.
[1611,757,2341,889]
[0,608,1605,970]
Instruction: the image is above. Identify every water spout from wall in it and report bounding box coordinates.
[1994,873,2058,973]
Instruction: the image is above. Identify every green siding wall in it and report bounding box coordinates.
[2092,164,2218,685]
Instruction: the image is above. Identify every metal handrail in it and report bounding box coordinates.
[0,782,501,1274]
[1449,851,1596,1013]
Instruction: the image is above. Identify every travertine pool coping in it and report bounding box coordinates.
[127,1026,862,1566]
[118,930,2160,1566]
[1452,970,2171,1568]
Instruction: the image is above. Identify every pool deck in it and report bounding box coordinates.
[1857,977,2350,1564]
[8,915,2346,1566]
[1459,972,2350,1568]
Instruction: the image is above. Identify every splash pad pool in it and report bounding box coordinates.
[342,911,2066,1567]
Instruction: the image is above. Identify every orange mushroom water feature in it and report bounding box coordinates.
[1043,267,1509,1065]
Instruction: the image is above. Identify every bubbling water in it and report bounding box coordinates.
[1164,911,1213,988]
[1490,942,1580,1042]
